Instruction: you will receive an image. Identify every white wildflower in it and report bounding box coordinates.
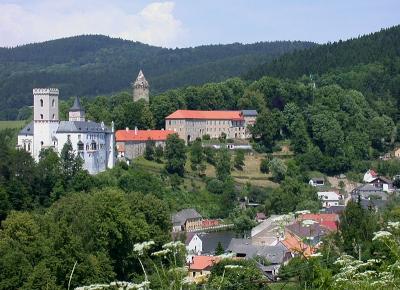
[162,241,185,249]
[387,221,400,229]
[133,241,155,256]
[372,231,392,241]
[151,249,171,257]
[295,210,310,215]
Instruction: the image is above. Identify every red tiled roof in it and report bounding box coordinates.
[115,130,174,142]
[320,221,338,231]
[299,213,338,223]
[166,110,244,120]
[282,233,315,257]
[189,256,220,271]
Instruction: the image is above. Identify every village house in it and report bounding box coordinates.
[282,219,330,256]
[165,109,257,143]
[187,255,221,283]
[363,169,378,183]
[309,178,325,187]
[185,233,203,255]
[251,214,295,246]
[172,208,203,232]
[368,176,394,192]
[115,128,174,161]
[297,213,339,232]
[17,89,114,174]
[227,238,291,280]
[394,148,400,158]
[317,191,342,208]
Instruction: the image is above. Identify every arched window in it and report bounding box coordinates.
[40,99,43,107]
[52,99,55,107]
[52,114,55,120]
[40,114,43,120]
[40,141,44,146]
[28,143,30,151]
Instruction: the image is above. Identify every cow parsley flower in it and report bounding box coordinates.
[133,241,155,256]
[372,231,392,241]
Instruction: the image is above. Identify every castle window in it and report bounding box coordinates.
[52,114,55,120]
[28,143,30,151]
[40,114,43,120]
[41,141,44,146]
[52,99,55,107]
[40,99,43,107]
[77,141,84,151]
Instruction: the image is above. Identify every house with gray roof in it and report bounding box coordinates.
[172,208,203,232]
[227,238,291,280]
[17,89,114,174]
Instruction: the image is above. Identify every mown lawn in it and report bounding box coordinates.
[0,120,26,130]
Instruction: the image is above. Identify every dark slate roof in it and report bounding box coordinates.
[200,231,235,254]
[56,121,110,133]
[286,222,327,240]
[241,110,258,117]
[19,121,34,136]
[172,208,202,226]
[70,97,84,112]
[359,199,388,210]
[227,238,289,264]
[322,205,346,215]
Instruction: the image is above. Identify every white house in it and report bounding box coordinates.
[186,233,203,255]
[363,169,378,183]
[317,191,341,208]
[309,178,325,187]
[17,88,114,174]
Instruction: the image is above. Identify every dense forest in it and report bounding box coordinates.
[246,25,400,80]
[0,35,315,119]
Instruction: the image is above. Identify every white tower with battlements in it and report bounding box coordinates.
[132,70,149,102]
[32,88,59,161]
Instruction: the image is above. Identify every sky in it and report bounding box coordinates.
[0,0,399,48]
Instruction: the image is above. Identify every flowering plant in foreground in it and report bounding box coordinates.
[332,221,400,290]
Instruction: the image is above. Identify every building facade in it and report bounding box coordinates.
[165,109,257,143]
[132,70,149,102]
[115,128,174,160]
[17,89,114,174]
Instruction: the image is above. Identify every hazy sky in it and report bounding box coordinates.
[0,0,399,48]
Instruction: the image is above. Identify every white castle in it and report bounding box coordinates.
[17,88,115,174]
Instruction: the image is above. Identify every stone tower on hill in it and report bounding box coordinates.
[132,70,149,102]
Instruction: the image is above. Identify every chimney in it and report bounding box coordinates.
[126,127,129,131]
[134,126,138,135]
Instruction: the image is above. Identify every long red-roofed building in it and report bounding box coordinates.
[115,128,174,160]
[165,109,257,142]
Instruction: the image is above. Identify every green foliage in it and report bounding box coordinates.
[189,139,204,174]
[165,134,186,177]
[234,150,245,170]
[215,241,224,255]
[269,158,287,182]
[215,148,231,181]
[259,158,270,174]
[144,139,155,161]
[207,259,267,289]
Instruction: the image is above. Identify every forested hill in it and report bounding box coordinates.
[0,35,315,119]
[246,25,400,80]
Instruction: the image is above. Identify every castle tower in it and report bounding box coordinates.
[69,97,86,121]
[33,88,60,161]
[132,70,149,102]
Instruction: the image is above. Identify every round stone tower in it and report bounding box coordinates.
[132,70,149,102]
